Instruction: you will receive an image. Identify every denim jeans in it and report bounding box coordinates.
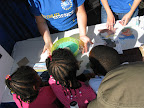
[101,6,138,23]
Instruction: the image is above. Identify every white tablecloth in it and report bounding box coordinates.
[11,16,144,74]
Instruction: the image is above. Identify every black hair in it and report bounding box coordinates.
[89,45,120,76]
[46,48,81,89]
[5,66,42,107]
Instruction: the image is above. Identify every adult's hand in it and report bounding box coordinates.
[76,3,93,53]
[35,15,53,56]
[119,12,132,26]
[80,35,93,54]
[119,0,141,26]
[42,42,53,56]
[106,12,115,30]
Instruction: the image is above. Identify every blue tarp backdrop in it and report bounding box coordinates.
[0,0,40,54]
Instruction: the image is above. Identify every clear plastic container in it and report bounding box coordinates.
[136,16,140,26]
[70,101,79,108]
[139,16,144,30]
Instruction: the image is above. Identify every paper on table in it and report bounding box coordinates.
[97,28,123,54]
[117,26,144,50]
[39,50,49,62]
[17,57,29,67]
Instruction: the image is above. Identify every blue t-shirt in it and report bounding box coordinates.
[100,0,135,13]
[28,0,85,31]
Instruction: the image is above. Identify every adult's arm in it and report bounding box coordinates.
[101,0,115,30]
[120,0,141,26]
[76,3,93,53]
[35,16,53,55]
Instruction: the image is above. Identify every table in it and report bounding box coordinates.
[11,16,144,74]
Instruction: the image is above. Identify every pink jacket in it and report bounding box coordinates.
[13,86,57,108]
[49,77,96,108]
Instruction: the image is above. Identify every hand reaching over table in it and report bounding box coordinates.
[42,42,53,56]
[80,35,93,54]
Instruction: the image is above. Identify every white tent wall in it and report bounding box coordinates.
[0,45,14,103]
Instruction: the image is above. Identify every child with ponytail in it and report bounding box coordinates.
[46,48,96,108]
[5,66,63,108]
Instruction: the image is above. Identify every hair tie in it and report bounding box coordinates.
[48,55,52,61]
[6,75,11,81]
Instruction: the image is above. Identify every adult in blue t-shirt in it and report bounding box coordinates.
[100,0,141,30]
[28,0,93,55]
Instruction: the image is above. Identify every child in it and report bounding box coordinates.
[89,45,121,93]
[5,66,63,108]
[46,48,96,108]
[88,62,144,108]
[88,45,144,93]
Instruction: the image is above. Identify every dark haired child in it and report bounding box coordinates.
[88,45,144,94]
[5,66,63,108]
[89,45,121,94]
[46,48,96,108]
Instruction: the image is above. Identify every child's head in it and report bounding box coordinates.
[5,66,42,103]
[89,45,120,76]
[46,48,81,89]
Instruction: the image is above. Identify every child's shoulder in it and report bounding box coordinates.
[39,85,52,93]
